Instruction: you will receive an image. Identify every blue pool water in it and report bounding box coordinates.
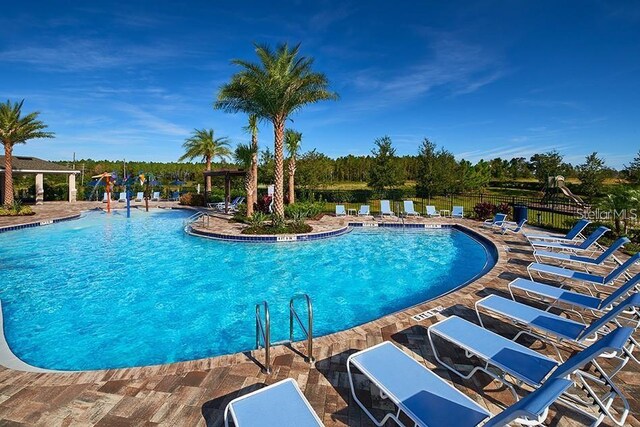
[0,209,494,370]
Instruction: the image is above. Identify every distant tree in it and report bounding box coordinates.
[296,149,334,189]
[368,136,403,191]
[507,157,533,179]
[577,152,606,198]
[415,138,457,198]
[0,99,54,206]
[178,129,231,193]
[530,150,564,183]
[234,143,258,216]
[625,150,640,184]
[215,43,338,217]
[285,129,302,204]
[456,159,491,193]
[489,158,508,180]
[259,147,275,184]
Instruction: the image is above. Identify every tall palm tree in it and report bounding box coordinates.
[285,129,302,204]
[234,143,258,217]
[215,43,338,217]
[0,99,54,206]
[243,114,260,204]
[178,129,231,193]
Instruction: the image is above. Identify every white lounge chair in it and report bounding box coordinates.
[482,213,507,228]
[529,226,610,253]
[151,191,160,201]
[118,192,127,202]
[335,205,346,217]
[500,219,527,234]
[347,340,591,427]
[169,191,180,201]
[527,252,640,290]
[508,272,640,315]
[425,205,440,217]
[402,200,420,216]
[101,193,111,203]
[134,192,144,202]
[534,237,630,267]
[475,293,640,375]
[428,316,632,426]
[357,205,370,216]
[525,219,591,243]
[224,378,323,427]
[380,200,395,217]
[452,206,464,218]
[208,196,240,210]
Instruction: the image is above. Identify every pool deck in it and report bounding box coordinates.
[0,206,639,426]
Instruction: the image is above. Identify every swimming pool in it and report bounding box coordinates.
[0,209,495,370]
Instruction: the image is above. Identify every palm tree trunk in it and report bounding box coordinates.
[245,168,255,217]
[251,133,258,204]
[288,157,296,204]
[273,118,285,217]
[205,156,212,193]
[3,143,14,206]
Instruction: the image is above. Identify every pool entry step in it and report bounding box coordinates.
[255,294,314,374]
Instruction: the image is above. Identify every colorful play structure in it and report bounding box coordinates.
[90,172,157,217]
[541,175,585,207]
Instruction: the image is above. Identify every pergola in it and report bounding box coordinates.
[203,169,246,213]
[0,156,80,204]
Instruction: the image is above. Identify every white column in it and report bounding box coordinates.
[68,173,77,202]
[35,173,44,205]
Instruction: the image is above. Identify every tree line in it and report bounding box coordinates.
[50,143,638,200]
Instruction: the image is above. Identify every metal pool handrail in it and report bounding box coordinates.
[255,301,271,373]
[290,294,314,364]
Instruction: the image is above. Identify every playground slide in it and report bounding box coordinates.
[558,181,585,206]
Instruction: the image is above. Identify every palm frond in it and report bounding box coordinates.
[178,128,232,163]
[0,99,54,146]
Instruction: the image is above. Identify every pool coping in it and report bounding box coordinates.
[0,217,504,374]
[187,223,352,242]
[0,213,82,234]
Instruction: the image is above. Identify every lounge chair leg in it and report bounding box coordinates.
[346,356,402,427]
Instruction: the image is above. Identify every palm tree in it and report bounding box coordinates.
[285,129,302,204]
[234,143,258,217]
[599,187,640,235]
[215,43,338,217]
[178,129,231,193]
[0,99,54,206]
[243,114,260,205]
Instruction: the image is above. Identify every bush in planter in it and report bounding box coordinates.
[256,195,272,214]
[179,192,205,206]
[285,201,324,220]
[473,202,496,220]
[0,201,34,216]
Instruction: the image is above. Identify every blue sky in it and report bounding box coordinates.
[1,1,638,168]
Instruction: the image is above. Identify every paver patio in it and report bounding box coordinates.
[0,205,638,426]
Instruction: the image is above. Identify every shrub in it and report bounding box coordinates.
[256,195,272,214]
[285,201,325,220]
[495,203,511,216]
[230,204,248,223]
[0,202,34,216]
[248,211,268,227]
[473,202,495,220]
[179,192,205,206]
[241,220,313,235]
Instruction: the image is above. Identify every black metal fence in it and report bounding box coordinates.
[297,189,591,231]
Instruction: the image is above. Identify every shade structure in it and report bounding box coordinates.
[203,169,246,213]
